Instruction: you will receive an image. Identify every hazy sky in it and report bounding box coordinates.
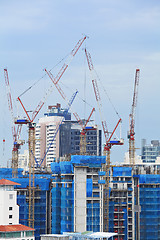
[1,0,160,166]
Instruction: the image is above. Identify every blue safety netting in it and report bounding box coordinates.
[51,162,74,174]
[87,179,93,197]
[113,167,132,177]
[138,174,160,184]
[51,183,61,234]
[87,202,100,232]
[1,175,51,240]
[123,208,128,240]
[61,183,74,233]
[60,162,74,174]
[139,183,160,240]
[109,202,114,231]
[71,155,105,167]
[51,180,74,234]
[51,162,61,174]
[0,168,24,178]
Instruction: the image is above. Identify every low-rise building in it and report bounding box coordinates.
[0,179,35,240]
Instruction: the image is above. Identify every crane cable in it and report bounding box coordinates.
[94,69,121,120]
[17,51,93,109]
[18,52,70,98]
[60,80,94,109]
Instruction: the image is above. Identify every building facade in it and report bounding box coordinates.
[35,104,71,168]
[71,124,101,156]
[0,179,35,240]
[35,104,101,169]
[141,139,160,163]
[2,161,160,239]
[51,155,105,234]
[0,179,20,225]
[18,150,29,172]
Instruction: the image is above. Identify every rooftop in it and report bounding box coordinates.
[64,232,117,240]
[0,224,34,232]
[0,179,21,186]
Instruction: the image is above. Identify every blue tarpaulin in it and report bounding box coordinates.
[113,167,132,177]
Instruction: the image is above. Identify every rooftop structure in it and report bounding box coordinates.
[40,232,117,240]
[0,224,34,240]
[44,104,71,120]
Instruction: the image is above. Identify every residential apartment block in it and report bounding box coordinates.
[35,104,101,169]
[1,159,160,240]
[141,139,160,163]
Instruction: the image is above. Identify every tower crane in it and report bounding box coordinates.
[4,69,24,178]
[128,69,140,165]
[45,68,95,155]
[16,36,86,228]
[85,48,124,232]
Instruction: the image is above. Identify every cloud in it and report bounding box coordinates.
[0,0,51,33]
[98,3,160,31]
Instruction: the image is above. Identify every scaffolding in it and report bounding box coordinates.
[1,164,160,240]
[51,155,105,234]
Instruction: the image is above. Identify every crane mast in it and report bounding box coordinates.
[4,69,24,178]
[85,48,123,232]
[128,69,140,165]
[75,108,95,155]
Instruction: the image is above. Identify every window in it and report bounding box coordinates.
[9,215,12,219]
[9,207,12,211]
[113,184,117,189]
[9,194,13,199]
[26,231,33,237]
[0,233,5,237]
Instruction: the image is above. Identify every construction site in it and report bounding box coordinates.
[1,36,160,240]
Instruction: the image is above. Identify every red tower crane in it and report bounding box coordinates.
[16,36,86,228]
[85,48,124,232]
[128,69,140,165]
[45,65,96,155]
[45,69,95,155]
[4,69,24,178]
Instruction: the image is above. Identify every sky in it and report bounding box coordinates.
[0,0,160,166]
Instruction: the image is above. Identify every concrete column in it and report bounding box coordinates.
[74,167,87,232]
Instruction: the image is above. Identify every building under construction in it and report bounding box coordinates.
[1,157,160,240]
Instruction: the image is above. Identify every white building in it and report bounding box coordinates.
[35,104,101,169]
[124,151,160,165]
[35,104,71,168]
[0,179,34,240]
[35,115,63,168]
[124,152,143,165]
[0,179,20,225]
[18,150,29,171]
